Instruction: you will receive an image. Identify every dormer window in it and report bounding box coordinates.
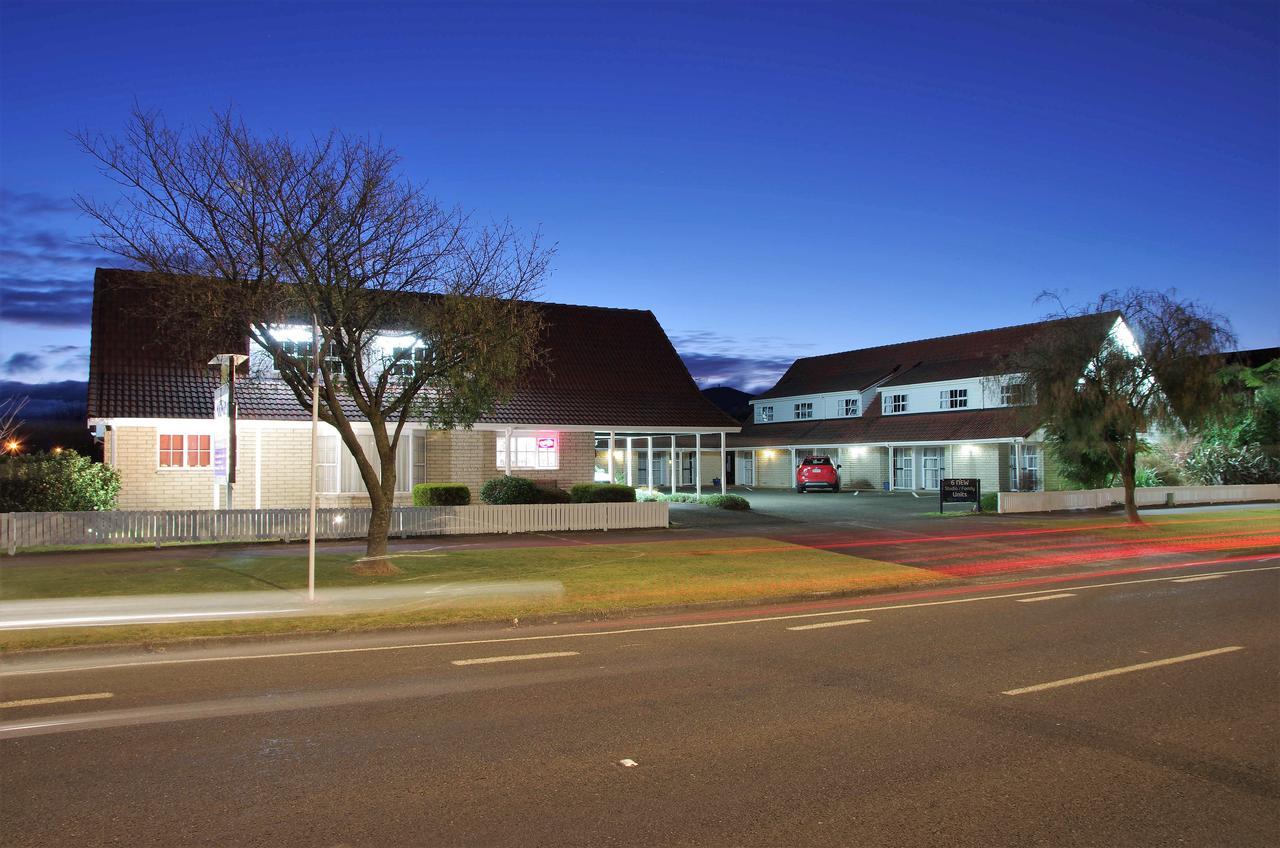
[887,394,909,414]
[794,402,814,420]
[758,405,774,422]
[940,389,969,410]
[842,398,859,417]
[1001,381,1032,406]
[391,346,429,378]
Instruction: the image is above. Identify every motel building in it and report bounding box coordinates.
[87,269,739,510]
[707,315,1127,496]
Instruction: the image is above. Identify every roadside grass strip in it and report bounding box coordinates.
[0,537,937,650]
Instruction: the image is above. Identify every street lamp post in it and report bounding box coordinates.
[307,319,322,603]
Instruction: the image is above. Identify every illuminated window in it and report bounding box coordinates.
[497,433,559,470]
[939,389,969,409]
[794,402,814,420]
[887,394,909,414]
[843,398,859,416]
[391,346,429,378]
[159,433,211,468]
[758,405,774,422]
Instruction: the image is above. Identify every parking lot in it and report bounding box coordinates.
[667,487,986,533]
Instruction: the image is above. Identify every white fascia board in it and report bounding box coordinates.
[98,417,740,436]
[734,435,1030,451]
[876,374,1020,394]
[471,422,741,435]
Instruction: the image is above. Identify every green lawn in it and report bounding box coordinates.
[0,537,940,650]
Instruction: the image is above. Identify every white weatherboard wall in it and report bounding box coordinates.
[998,484,1280,514]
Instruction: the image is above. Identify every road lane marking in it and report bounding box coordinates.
[450,651,580,666]
[5,564,1277,678]
[787,618,871,631]
[1002,646,1244,696]
[0,692,113,709]
[1015,593,1076,603]
[1171,574,1227,583]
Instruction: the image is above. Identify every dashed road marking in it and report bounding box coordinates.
[0,692,113,710]
[450,651,580,666]
[787,618,871,631]
[1002,646,1244,696]
[1015,593,1076,603]
[1171,574,1228,583]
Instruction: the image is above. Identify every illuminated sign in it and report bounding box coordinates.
[536,437,557,450]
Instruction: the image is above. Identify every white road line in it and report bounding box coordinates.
[1015,593,1076,603]
[450,651,580,666]
[1171,574,1227,583]
[5,565,1277,678]
[0,692,113,709]
[787,618,871,631]
[1002,646,1244,696]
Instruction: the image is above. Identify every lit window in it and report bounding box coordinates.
[940,389,969,410]
[1001,382,1032,406]
[794,402,814,420]
[887,394,909,414]
[843,398,859,417]
[497,433,559,470]
[159,433,211,468]
[758,405,774,422]
[391,346,429,378]
[273,338,315,371]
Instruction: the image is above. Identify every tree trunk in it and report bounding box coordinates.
[1121,441,1142,525]
[353,489,400,575]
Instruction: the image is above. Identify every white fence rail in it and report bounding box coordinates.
[0,502,669,554]
[998,484,1280,514]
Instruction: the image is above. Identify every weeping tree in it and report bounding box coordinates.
[1014,289,1233,523]
[77,108,551,565]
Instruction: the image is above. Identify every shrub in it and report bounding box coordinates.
[699,493,750,510]
[412,483,471,506]
[0,450,121,512]
[569,482,636,503]
[1183,442,1280,485]
[479,475,541,505]
[1134,467,1163,488]
[536,487,572,504]
[979,492,999,513]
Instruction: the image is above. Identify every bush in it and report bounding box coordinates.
[1183,442,1280,485]
[699,493,750,510]
[0,450,121,512]
[979,492,998,513]
[536,487,572,504]
[412,483,471,506]
[479,475,541,505]
[569,482,636,503]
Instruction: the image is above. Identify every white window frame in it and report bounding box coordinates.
[886,394,909,414]
[842,398,859,417]
[157,432,212,470]
[496,431,560,471]
[940,388,969,410]
[794,402,814,420]
[1001,381,1031,406]
[758,405,774,423]
[318,429,416,495]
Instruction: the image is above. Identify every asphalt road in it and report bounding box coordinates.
[2,556,1277,847]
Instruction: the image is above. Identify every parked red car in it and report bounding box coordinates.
[796,455,841,493]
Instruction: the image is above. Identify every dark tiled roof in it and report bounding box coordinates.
[754,313,1118,399]
[87,269,738,430]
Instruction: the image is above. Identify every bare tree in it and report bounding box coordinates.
[0,396,28,453]
[1012,289,1233,523]
[77,108,551,565]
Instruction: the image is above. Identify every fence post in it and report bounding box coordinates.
[6,513,15,556]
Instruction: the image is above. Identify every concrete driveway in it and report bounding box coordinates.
[666,486,980,533]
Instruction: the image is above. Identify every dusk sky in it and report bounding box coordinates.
[1,0,1276,397]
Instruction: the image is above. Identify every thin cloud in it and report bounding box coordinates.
[0,276,94,327]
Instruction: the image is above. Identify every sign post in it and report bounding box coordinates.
[940,477,981,512]
[209,354,248,510]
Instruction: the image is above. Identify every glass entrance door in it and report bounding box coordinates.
[737,451,755,486]
[892,447,914,489]
[920,447,942,490]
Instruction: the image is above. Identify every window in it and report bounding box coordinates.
[413,430,427,486]
[887,394,909,414]
[273,338,315,371]
[317,431,414,494]
[758,405,774,422]
[158,433,211,468]
[940,388,969,410]
[794,402,814,420]
[391,346,429,378]
[1001,381,1032,406]
[842,398,859,417]
[497,432,559,470]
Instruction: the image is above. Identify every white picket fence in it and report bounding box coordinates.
[998,483,1280,514]
[0,502,669,554]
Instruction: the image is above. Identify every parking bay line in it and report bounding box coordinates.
[0,692,113,710]
[1015,593,1076,603]
[787,618,871,631]
[450,651,580,666]
[1002,646,1244,696]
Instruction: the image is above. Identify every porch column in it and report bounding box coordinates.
[607,430,615,482]
[695,433,702,497]
[790,447,797,487]
[647,436,654,491]
[670,435,677,495]
[503,427,513,476]
[720,432,727,494]
[625,437,633,486]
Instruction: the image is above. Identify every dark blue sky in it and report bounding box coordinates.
[1,0,1276,393]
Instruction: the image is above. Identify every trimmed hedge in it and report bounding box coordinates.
[412,483,471,506]
[0,450,121,512]
[698,493,750,511]
[536,487,572,504]
[569,482,637,503]
[479,475,542,505]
